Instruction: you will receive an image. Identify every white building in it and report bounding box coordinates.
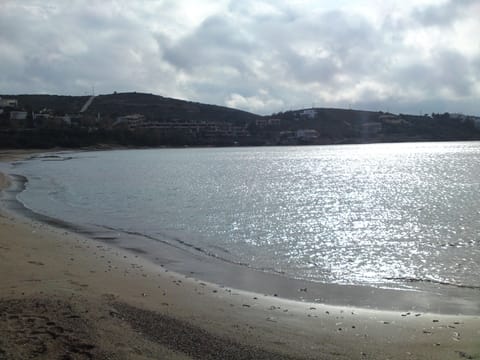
[450,113,467,121]
[0,97,18,108]
[255,118,281,128]
[361,122,382,134]
[267,118,281,126]
[113,114,146,130]
[255,118,268,127]
[296,129,318,141]
[55,115,71,125]
[379,114,402,124]
[471,117,480,130]
[10,111,28,120]
[300,109,317,119]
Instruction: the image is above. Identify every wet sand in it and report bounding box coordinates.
[1,151,480,359]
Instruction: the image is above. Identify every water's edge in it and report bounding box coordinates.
[1,170,479,315]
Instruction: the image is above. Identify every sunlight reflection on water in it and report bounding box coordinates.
[16,142,480,290]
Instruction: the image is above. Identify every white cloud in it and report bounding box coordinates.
[226,91,284,113]
[0,0,479,115]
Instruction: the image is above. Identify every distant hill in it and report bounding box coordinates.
[1,92,480,148]
[270,107,381,139]
[268,107,480,143]
[1,92,261,124]
[88,92,261,124]
[0,92,263,148]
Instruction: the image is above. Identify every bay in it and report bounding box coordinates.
[14,142,480,292]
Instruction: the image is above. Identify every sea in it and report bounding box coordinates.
[8,142,480,296]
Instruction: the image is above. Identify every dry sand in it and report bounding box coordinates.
[1,151,479,359]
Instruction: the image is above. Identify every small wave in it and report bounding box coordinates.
[384,276,480,290]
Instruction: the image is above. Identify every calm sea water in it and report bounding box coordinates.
[13,143,480,291]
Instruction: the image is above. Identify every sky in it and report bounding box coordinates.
[1,0,479,116]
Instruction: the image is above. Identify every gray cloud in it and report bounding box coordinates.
[413,0,476,27]
[386,49,477,101]
[162,15,255,73]
[434,50,476,96]
[0,0,479,116]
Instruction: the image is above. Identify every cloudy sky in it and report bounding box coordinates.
[1,0,479,115]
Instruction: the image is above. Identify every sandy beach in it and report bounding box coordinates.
[1,150,479,359]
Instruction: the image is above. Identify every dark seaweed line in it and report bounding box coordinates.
[95,224,286,276]
[96,224,249,266]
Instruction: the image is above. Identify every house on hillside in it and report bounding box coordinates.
[449,113,467,122]
[113,114,146,130]
[300,109,317,119]
[0,97,18,108]
[379,114,402,124]
[296,129,319,141]
[255,118,281,128]
[8,110,28,128]
[267,118,281,126]
[33,112,53,127]
[255,118,268,127]
[361,122,382,135]
[470,116,480,130]
[55,115,71,126]
[33,109,76,128]
[278,131,296,145]
[378,114,408,127]
[10,111,28,121]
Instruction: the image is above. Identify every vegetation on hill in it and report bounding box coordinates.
[4,94,90,114]
[1,92,479,148]
[87,92,260,125]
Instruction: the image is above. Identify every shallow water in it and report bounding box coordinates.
[13,142,480,292]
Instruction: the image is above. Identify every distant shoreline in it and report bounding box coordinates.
[2,135,480,152]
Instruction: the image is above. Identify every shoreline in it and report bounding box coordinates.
[1,150,480,359]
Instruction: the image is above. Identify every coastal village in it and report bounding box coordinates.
[1,92,480,148]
